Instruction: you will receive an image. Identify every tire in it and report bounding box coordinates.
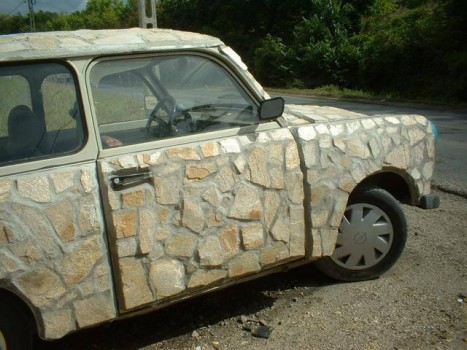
[314,187,407,282]
[0,296,33,350]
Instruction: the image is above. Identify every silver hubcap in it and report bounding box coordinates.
[331,202,394,270]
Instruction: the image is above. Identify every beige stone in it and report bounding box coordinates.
[228,252,261,278]
[9,238,43,265]
[218,224,240,259]
[270,217,290,243]
[297,126,316,141]
[188,269,227,289]
[61,236,103,285]
[384,145,408,169]
[229,184,262,221]
[234,155,247,173]
[269,166,285,189]
[51,171,74,193]
[220,138,241,153]
[46,199,76,242]
[289,206,306,257]
[260,242,290,266]
[119,258,153,309]
[247,147,270,187]
[200,142,219,157]
[302,142,319,168]
[181,198,204,233]
[73,294,115,328]
[287,171,304,204]
[117,237,137,257]
[138,209,154,255]
[122,190,145,207]
[17,176,51,203]
[263,190,280,230]
[117,155,138,168]
[93,263,112,293]
[167,147,200,160]
[79,194,101,235]
[165,232,198,258]
[185,162,217,180]
[198,236,224,267]
[0,180,13,203]
[201,187,219,207]
[285,142,300,170]
[215,165,237,193]
[42,309,74,339]
[423,162,434,179]
[347,138,370,159]
[15,267,66,308]
[409,128,426,145]
[150,259,186,299]
[155,227,171,241]
[11,204,61,258]
[242,223,264,250]
[153,175,181,205]
[113,211,137,238]
[0,249,23,273]
[311,207,330,227]
[206,207,226,227]
[80,169,94,193]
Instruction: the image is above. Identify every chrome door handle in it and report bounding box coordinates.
[110,170,153,190]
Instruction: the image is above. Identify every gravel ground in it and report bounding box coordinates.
[37,190,467,350]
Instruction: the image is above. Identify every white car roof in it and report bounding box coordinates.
[0,28,224,62]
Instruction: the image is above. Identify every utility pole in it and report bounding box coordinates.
[28,0,36,32]
[138,0,158,28]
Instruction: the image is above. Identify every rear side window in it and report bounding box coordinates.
[0,62,85,165]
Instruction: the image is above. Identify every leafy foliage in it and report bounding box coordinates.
[0,0,465,101]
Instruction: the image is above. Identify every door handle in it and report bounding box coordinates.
[110,170,153,190]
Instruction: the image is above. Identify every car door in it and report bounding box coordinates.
[89,53,306,312]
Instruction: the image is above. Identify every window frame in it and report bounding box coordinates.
[87,50,279,156]
[0,60,88,167]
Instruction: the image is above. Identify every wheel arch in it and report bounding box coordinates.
[0,287,40,338]
[351,168,418,205]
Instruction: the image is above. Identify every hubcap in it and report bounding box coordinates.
[331,202,394,270]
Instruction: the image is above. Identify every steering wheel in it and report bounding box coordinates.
[145,96,177,137]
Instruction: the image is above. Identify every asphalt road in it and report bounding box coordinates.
[276,94,467,195]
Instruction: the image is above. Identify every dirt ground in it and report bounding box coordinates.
[36,190,467,350]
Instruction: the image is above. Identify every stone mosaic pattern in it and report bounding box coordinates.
[0,104,436,340]
[285,105,435,256]
[99,128,306,312]
[0,28,223,62]
[0,164,116,339]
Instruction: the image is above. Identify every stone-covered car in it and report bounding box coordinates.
[0,28,439,348]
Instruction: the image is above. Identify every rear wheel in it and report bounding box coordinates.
[0,296,33,350]
[315,188,407,281]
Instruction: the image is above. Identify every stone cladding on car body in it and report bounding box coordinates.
[0,164,116,339]
[0,107,435,340]
[284,105,435,257]
[98,128,306,312]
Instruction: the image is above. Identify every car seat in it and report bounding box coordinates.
[7,105,44,161]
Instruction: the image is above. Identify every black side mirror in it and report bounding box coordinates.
[259,97,285,120]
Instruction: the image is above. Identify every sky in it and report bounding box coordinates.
[0,0,88,15]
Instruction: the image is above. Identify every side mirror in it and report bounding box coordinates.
[259,97,284,120]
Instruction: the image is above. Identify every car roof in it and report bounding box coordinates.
[0,28,224,62]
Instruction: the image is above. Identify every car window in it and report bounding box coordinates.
[90,55,259,149]
[0,62,85,165]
